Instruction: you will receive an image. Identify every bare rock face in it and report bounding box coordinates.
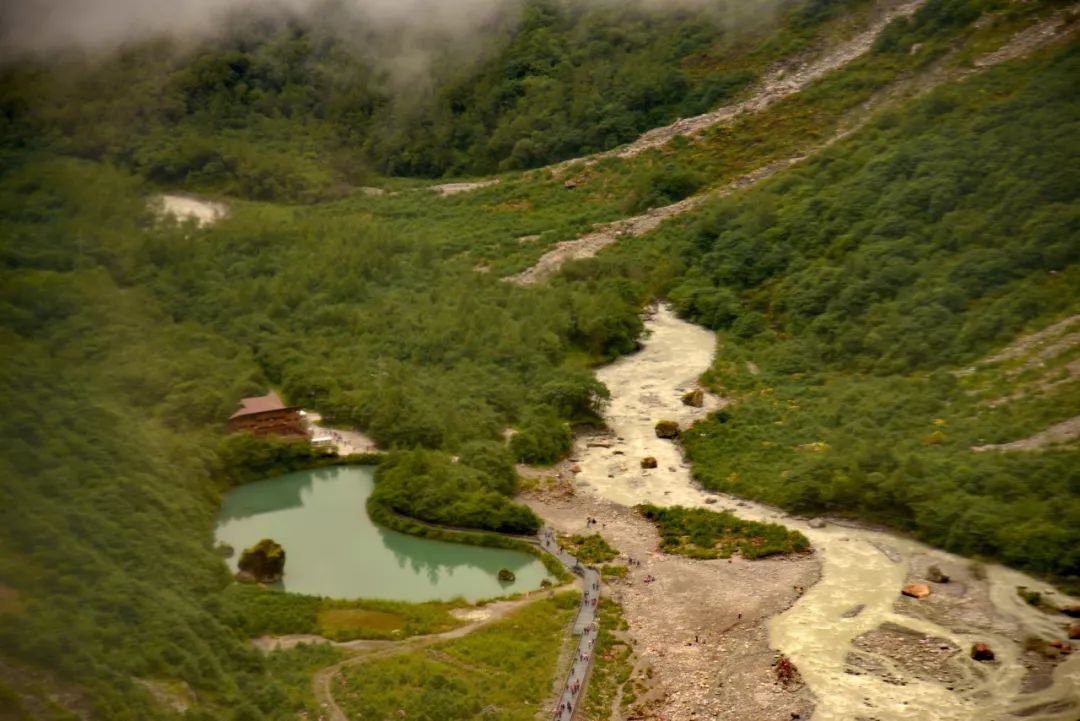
[655,420,680,439]
[681,388,704,407]
[971,643,995,661]
[238,539,286,583]
[902,583,931,599]
[641,456,658,469]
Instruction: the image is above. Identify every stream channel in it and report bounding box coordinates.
[576,303,1079,721]
[215,466,549,602]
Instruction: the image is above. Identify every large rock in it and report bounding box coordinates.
[238,538,286,583]
[902,583,930,599]
[1062,604,1080,618]
[497,568,516,583]
[1048,639,1072,654]
[927,565,950,583]
[640,456,658,469]
[971,643,995,661]
[654,420,680,439]
[842,604,865,619]
[681,389,704,407]
[807,518,826,529]
[1069,623,1080,640]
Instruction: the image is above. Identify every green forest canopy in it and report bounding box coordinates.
[1,0,1078,717]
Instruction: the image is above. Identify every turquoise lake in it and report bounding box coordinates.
[214,466,550,602]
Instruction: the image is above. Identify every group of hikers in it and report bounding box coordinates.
[538,525,603,720]
[554,621,598,720]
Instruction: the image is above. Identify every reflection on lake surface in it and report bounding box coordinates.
[215,466,549,601]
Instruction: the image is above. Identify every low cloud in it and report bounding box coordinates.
[1,0,513,57]
[1,0,785,57]
[1,0,786,96]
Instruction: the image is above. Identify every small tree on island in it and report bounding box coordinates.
[238,538,286,583]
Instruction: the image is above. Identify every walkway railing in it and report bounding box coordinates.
[538,527,600,721]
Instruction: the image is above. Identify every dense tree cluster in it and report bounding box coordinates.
[2,0,860,197]
[372,450,541,534]
[1,0,1076,716]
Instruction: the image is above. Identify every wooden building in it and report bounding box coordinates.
[227,391,305,438]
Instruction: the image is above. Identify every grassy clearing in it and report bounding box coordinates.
[601,565,628,580]
[336,592,578,720]
[558,533,620,565]
[264,643,347,716]
[219,585,467,641]
[639,505,811,560]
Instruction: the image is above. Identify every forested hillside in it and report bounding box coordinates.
[1,0,1078,717]
[589,34,1080,588]
[2,0,870,196]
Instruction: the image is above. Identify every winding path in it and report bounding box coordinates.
[539,528,601,720]
[304,531,601,721]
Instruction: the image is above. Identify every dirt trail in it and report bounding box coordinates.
[151,194,228,227]
[430,179,499,196]
[599,0,925,162]
[507,158,801,286]
[973,5,1080,68]
[983,315,1080,367]
[527,492,819,721]
[972,414,1080,452]
[301,411,379,455]
[543,304,1080,721]
[287,590,570,721]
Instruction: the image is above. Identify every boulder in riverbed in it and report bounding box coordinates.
[807,518,826,529]
[655,420,680,439]
[927,565,950,583]
[641,456,658,469]
[971,643,995,661]
[1069,624,1080,640]
[497,568,516,583]
[902,583,930,599]
[681,389,704,407]
[842,604,865,619]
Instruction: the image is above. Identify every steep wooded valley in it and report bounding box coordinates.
[1,0,1078,718]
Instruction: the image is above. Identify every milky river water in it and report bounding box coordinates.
[577,304,1079,721]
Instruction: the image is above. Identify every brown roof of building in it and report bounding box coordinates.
[229,391,296,419]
